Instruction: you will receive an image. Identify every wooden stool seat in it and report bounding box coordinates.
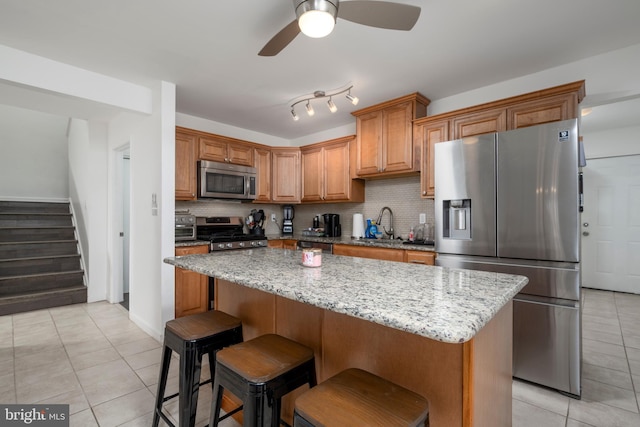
[210,334,317,427]
[153,310,243,427]
[294,368,429,427]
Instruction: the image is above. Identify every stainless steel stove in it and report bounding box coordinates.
[196,216,268,251]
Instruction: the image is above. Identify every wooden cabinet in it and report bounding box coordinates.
[451,108,507,139]
[267,239,297,249]
[271,148,301,203]
[507,92,581,129]
[301,136,364,203]
[404,250,436,265]
[254,147,272,202]
[333,245,406,262]
[415,80,585,198]
[175,130,198,201]
[175,245,209,318]
[199,135,254,166]
[415,119,449,198]
[352,93,430,178]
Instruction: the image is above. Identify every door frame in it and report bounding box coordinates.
[108,144,131,303]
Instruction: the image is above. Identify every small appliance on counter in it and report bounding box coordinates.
[246,209,265,236]
[282,205,294,235]
[323,213,341,237]
[175,210,196,241]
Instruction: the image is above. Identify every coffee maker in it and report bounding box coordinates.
[322,213,341,237]
[282,205,294,235]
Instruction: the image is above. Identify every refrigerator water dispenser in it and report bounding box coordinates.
[443,199,471,240]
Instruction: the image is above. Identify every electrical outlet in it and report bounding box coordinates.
[271,213,277,222]
[419,213,426,224]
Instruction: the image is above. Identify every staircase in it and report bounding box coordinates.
[0,201,87,315]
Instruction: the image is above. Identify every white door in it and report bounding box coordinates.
[581,155,640,293]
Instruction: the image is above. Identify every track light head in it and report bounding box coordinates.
[291,108,299,121]
[346,91,359,105]
[306,101,315,116]
[327,98,337,113]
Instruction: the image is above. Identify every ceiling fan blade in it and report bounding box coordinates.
[258,19,301,56]
[338,1,421,30]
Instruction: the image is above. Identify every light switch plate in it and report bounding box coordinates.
[419,213,426,224]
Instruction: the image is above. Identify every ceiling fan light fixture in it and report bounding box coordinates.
[295,0,338,38]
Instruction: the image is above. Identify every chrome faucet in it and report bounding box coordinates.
[376,207,394,239]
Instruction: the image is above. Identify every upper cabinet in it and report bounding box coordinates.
[352,93,430,178]
[300,136,364,203]
[271,148,301,203]
[175,129,198,201]
[199,134,254,167]
[254,147,272,203]
[415,80,586,198]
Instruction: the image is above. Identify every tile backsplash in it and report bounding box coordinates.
[176,175,435,240]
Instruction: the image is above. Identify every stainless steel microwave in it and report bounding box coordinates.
[197,160,257,200]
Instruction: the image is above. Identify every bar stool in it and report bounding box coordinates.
[209,333,317,427]
[293,368,429,427]
[152,310,243,427]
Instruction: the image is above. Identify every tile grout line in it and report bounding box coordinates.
[615,292,640,415]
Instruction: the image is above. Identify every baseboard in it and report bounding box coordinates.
[0,196,69,203]
[128,309,163,342]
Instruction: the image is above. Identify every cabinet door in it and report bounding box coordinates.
[382,101,414,173]
[175,132,197,200]
[404,250,436,265]
[254,148,272,202]
[301,146,324,202]
[272,149,301,203]
[323,141,351,201]
[507,93,579,129]
[198,136,228,162]
[227,142,254,166]
[356,110,383,175]
[452,108,507,139]
[417,120,449,198]
[175,245,209,318]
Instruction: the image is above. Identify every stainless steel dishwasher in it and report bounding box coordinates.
[296,240,333,253]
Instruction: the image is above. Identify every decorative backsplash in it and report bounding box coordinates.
[176,175,434,240]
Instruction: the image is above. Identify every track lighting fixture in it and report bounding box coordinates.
[290,85,358,121]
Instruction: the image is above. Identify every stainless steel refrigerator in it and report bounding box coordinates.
[435,119,582,398]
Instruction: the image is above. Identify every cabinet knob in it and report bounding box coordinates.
[422,191,427,196]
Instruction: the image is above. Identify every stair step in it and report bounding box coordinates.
[0,271,84,296]
[0,227,76,242]
[0,213,73,227]
[0,201,70,214]
[0,255,81,276]
[0,241,79,259]
[0,286,87,316]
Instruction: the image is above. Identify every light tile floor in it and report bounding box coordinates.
[0,288,638,426]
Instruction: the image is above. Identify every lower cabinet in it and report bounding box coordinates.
[267,239,297,249]
[334,244,436,265]
[404,250,436,265]
[175,245,209,318]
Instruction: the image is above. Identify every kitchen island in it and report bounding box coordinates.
[164,248,528,426]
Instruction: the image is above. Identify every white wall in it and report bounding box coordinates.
[0,105,69,200]
[583,125,640,159]
[107,82,176,340]
[67,119,109,302]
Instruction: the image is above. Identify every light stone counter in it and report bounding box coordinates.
[164,248,527,343]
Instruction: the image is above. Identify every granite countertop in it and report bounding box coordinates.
[175,240,210,248]
[164,248,527,343]
[267,234,436,252]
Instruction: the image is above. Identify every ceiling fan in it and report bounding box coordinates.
[259,0,421,56]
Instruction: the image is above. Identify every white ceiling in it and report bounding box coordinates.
[1,0,640,140]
